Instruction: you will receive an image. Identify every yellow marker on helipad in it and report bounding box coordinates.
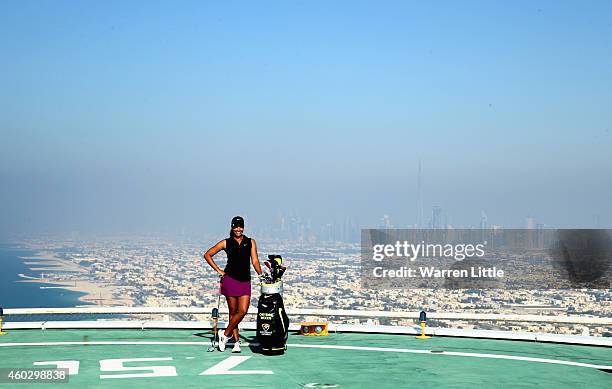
[415,311,431,339]
[0,307,7,336]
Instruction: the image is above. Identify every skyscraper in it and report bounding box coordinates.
[417,160,423,228]
[380,214,393,229]
[526,216,536,230]
[432,206,442,229]
[480,210,488,230]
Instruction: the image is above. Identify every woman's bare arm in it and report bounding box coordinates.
[251,239,263,275]
[203,240,226,276]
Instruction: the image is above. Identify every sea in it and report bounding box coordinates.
[0,243,91,321]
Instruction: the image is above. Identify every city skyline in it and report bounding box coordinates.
[2,234,608,337]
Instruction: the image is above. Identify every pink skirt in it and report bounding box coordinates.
[221,275,251,297]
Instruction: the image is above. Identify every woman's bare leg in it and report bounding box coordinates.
[223,295,250,340]
[225,296,238,340]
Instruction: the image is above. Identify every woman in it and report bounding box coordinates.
[203,216,263,352]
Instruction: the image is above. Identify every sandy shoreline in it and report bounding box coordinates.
[17,252,133,306]
[19,252,86,273]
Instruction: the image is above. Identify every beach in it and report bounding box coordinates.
[17,251,133,306]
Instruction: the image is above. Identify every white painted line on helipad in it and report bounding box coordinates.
[286,344,612,370]
[0,341,209,346]
[0,341,609,371]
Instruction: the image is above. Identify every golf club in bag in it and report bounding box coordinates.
[256,255,289,355]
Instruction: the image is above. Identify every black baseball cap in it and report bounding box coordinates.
[231,216,244,228]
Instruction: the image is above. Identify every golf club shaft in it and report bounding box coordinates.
[215,275,222,343]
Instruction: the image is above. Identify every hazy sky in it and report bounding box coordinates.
[1,1,611,237]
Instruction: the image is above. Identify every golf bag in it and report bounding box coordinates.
[257,292,289,355]
[257,254,289,355]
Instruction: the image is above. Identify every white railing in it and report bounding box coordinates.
[3,307,611,325]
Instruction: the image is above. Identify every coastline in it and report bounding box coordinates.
[16,251,133,306]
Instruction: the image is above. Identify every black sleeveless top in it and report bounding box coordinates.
[223,236,252,281]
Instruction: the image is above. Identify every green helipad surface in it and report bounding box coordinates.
[0,329,610,388]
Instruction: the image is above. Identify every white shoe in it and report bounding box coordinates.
[232,341,241,353]
[218,330,228,352]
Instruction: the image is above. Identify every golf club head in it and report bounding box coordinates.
[207,338,217,352]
